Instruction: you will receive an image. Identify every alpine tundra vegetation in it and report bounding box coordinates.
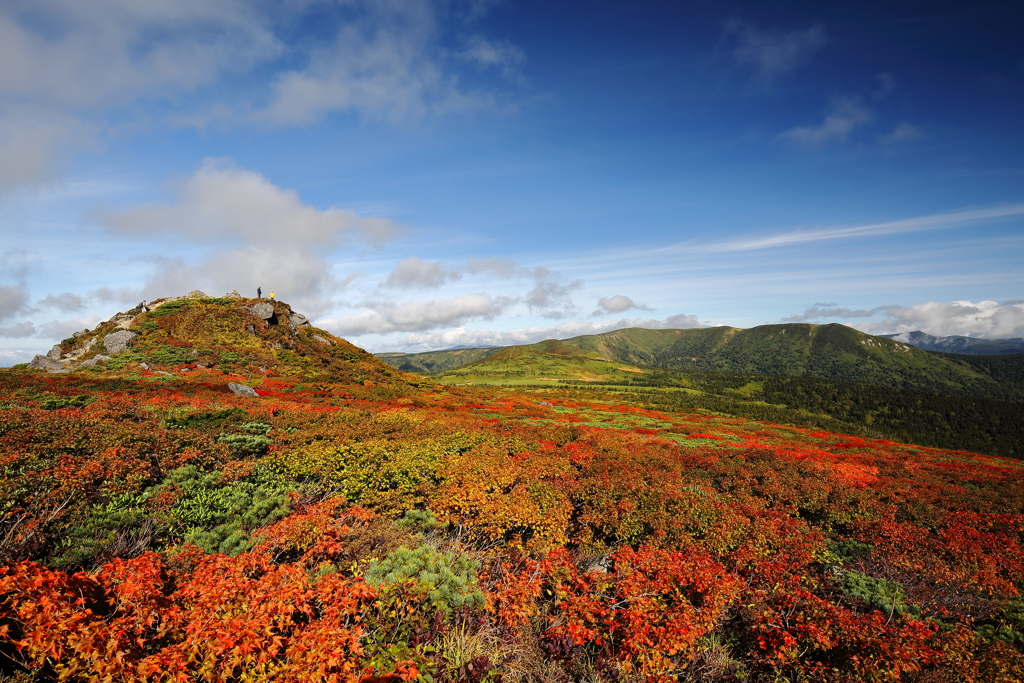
[0,296,1022,682]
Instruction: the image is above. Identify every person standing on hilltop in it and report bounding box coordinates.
[257,286,262,298]
[269,291,275,300]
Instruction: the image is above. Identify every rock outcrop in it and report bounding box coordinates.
[227,383,260,397]
[29,355,65,372]
[102,330,137,355]
[247,302,276,321]
[288,313,311,331]
[225,289,242,298]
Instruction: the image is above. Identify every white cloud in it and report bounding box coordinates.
[777,97,873,146]
[37,292,86,313]
[322,293,512,336]
[260,1,495,125]
[382,257,461,288]
[882,122,922,143]
[855,300,1024,339]
[88,159,398,315]
[457,35,526,80]
[725,21,826,83]
[0,346,38,366]
[699,203,1024,253]
[379,312,707,352]
[93,158,397,247]
[0,0,279,109]
[0,283,30,322]
[0,1,523,189]
[36,316,101,340]
[0,321,36,338]
[0,106,95,188]
[782,302,876,323]
[594,294,651,315]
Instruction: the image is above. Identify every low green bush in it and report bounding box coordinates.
[840,570,918,617]
[366,544,484,614]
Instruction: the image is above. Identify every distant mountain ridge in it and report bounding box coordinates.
[879,330,1024,355]
[378,323,1024,401]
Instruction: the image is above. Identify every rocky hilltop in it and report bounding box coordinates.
[25,290,416,391]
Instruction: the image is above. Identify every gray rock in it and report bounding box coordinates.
[247,302,276,320]
[578,554,614,574]
[288,313,311,330]
[102,330,138,354]
[185,289,208,298]
[227,382,260,398]
[312,334,333,345]
[224,289,242,298]
[46,344,62,360]
[29,355,64,372]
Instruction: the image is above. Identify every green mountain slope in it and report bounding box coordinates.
[393,323,1024,401]
[376,347,501,373]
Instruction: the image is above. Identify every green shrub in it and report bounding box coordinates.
[164,408,246,430]
[147,345,195,365]
[218,433,271,456]
[39,395,94,410]
[149,300,192,316]
[366,544,484,614]
[397,508,440,531]
[828,539,872,562]
[840,570,919,617]
[239,422,272,435]
[977,595,1024,647]
[159,466,293,555]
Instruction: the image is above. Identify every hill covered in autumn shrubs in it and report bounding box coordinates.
[0,296,1023,682]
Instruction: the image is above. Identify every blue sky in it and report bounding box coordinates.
[1,0,1023,364]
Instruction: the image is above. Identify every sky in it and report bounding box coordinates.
[1,0,1023,365]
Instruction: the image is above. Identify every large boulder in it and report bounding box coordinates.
[185,289,208,298]
[78,355,111,368]
[102,330,137,355]
[224,289,242,298]
[247,302,276,321]
[46,344,62,360]
[288,313,311,330]
[29,355,64,372]
[227,383,259,398]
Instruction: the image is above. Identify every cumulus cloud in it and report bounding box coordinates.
[783,299,1024,339]
[260,1,504,124]
[777,97,873,146]
[782,302,876,323]
[857,300,1024,339]
[36,316,101,340]
[0,106,96,188]
[524,268,582,319]
[37,292,86,313]
[89,159,397,315]
[94,158,397,247]
[381,257,461,289]
[594,295,651,316]
[0,283,30,322]
[321,293,512,336]
[0,347,37,367]
[725,21,826,83]
[0,1,523,189]
[380,313,708,352]
[0,321,36,338]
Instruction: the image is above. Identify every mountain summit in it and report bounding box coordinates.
[26,291,415,392]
